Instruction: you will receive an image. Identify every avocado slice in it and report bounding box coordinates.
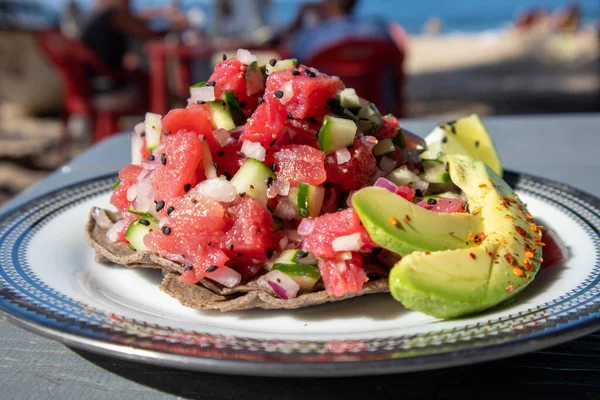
[352,187,483,256]
[389,154,543,318]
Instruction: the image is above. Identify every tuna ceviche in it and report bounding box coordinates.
[86,49,564,318]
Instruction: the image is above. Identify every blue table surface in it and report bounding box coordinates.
[0,114,598,399]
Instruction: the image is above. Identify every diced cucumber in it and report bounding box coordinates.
[356,102,383,135]
[189,81,206,89]
[244,61,264,96]
[271,263,320,290]
[126,205,153,218]
[223,92,245,126]
[266,58,299,74]
[372,138,395,156]
[327,97,358,122]
[318,116,357,154]
[125,217,158,251]
[273,249,302,265]
[207,101,235,131]
[296,182,325,217]
[337,88,361,114]
[386,167,421,186]
[201,137,218,179]
[144,112,162,151]
[230,158,275,203]
[420,160,450,184]
[393,128,407,149]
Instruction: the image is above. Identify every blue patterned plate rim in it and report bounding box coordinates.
[0,170,598,377]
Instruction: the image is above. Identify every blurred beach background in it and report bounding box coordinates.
[0,0,598,203]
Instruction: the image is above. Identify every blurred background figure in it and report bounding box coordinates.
[281,0,393,63]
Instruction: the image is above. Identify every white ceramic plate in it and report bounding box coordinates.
[0,172,598,376]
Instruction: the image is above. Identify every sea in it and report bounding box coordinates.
[47,0,599,34]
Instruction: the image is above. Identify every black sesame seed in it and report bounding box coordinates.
[184,183,191,192]
[236,151,245,158]
[229,244,234,251]
[216,149,225,157]
[207,241,212,246]
[475,141,480,148]
[271,163,277,171]
[292,70,301,76]
[196,100,206,105]
[266,176,274,187]
[287,112,293,119]
[222,54,227,61]
[239,101,248,108]
[206,265,218,273]
[442,136,448,144]
[139,219,150,226]
[269,58,277,66]
[167,206,174,215]
[162,226,171,235]
[305,69,316,77]
[206,80,216,87]
[184,265,193,272]
[249,184,255,189]
[427,198,438,205]
[239,192,246,197]
[274,90,284,99]
[269,139,276,146]
[223,172,232,180]
[147,154,155,161]
[415,189,423,197]
[266,248,274,259]
[214,162,219,170]
[155,200,165,212]
[257,96,263,105]
[161,153,167,165]
[140,132,146,137]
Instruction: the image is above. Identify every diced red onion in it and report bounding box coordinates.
[274,198,297,220]
[402,129,427,149]
[126,184,138,202]
[106,219,127,243]
[133,171,156,213]
[362,135,378,149]
[213,128,233,147]
[91,207,113,229]
[403,148,421,166]
[278,80,294,105]
[141,160,158,170]
[131,131,143,165]
[190,85,215,103]
[335,148,352,164]
[374,177,397,193]
[379,156,397,174]
[278,236,289,251]
[268,179,290,198]
[297,219,316,236]
[284,229,302,243]
[332,233,363,252]
[345,190,356,208]
[194,178,237,202]
[206,265,241,288]
[265,270,300,299]
[236,48,258,65]
[134,122,145,135]
[241,141,266,161]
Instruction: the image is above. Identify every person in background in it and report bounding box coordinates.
[281,0,394,63]
[80,0,187,91]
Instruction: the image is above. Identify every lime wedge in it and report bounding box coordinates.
[421,114,503,177]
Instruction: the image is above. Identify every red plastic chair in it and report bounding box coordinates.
[36,29,146,151]
[304,38,406,117]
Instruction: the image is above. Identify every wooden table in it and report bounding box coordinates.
[0,114,598,399]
